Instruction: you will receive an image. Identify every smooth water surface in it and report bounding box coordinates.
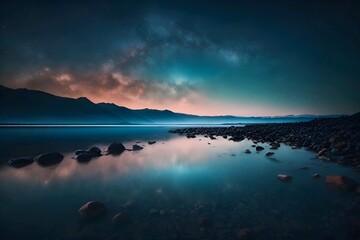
[0,127,359,240]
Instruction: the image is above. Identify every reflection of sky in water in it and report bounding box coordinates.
[0,127,359,240]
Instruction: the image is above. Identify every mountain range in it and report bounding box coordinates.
[0,85,343,124]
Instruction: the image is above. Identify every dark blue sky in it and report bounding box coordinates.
[1,0,359,116]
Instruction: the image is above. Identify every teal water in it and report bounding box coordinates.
[0,127,359,240]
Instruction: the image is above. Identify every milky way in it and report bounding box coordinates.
[1,0,359,115]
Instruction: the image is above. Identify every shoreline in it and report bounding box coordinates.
[170,113,360,169]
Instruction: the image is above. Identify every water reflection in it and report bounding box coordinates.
[0,127,359,240]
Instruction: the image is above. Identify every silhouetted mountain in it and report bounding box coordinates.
[0,85,345,124]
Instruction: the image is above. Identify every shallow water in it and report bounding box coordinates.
[0,127,359,240]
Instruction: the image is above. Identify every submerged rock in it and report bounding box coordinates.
[34,152,63,167]
[265,152,274,157]
[277,174,292,182]
[325,175,357,192]
[132,144,143,151]
[79,201,106,218]
[8,157,34,168]
[108,142,126,154]
[256,146,265,151]
[148,141,156,145]
[112,212,129,225]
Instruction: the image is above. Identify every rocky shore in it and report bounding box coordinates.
[170,112,360,168]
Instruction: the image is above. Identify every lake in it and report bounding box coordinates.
[0,126,359,240]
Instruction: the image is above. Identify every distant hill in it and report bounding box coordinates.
[0,85,344,124]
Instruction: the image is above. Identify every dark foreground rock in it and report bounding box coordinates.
[108,142,126,154]
[75,146,102,162]
[76,152,94,163]
[170,112,360,167]
[265,152,274,156]
[79,201,106,218]
[34,152,64,166]
[132,144,143,151]
[325,175,357,192]
[8,157,34,168]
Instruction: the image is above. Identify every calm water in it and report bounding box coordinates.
[0,126,359,240]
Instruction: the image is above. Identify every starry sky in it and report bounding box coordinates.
[1,0,359,116]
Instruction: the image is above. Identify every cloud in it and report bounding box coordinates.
[8,66,200,110]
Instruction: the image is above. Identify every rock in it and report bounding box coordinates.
[325,175,357,192]
[79,201,106,218]
[277,174,292,182]
[210,135,216,140]
[34,152,63,167]
[269,146,278,150]
[75,150,88,155]
[334,141,347,149]
[186,134,196,138]
[265,152,274,157]
[88,147,101,156]
[8,157,34,168]
[318,156,330,161]
[108,142,126,154]
[312,173,321,178]
[112,212,129,225]
[256,146,264,151]
[316,149,327,157]
[236,228,252,240]
[76,152,94,163]
[244,149,251,154]
[132,144,143,151]
[148,141,156,145]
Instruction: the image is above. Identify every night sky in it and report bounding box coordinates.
[1,0,359,116]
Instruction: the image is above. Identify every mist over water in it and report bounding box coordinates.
[0,127,359,240]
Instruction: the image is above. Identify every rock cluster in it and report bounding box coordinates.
[170,112,360,167]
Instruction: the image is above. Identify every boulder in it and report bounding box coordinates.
[132,144,143,151]
[108,142,126,154]
[244,149,251,154]
[79,201,106,218]
[277,174,292,182]
[8,157,34,168]
[75,150,88,155]
[325,175,357,192]
[76,152,94,163]
[186,134,196,138]
[112,212,129,225]
[265,152,274,157]
[148,141,156,145]
[34,152,63,167]
[256,146,265,151]
[88,147,101,156]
